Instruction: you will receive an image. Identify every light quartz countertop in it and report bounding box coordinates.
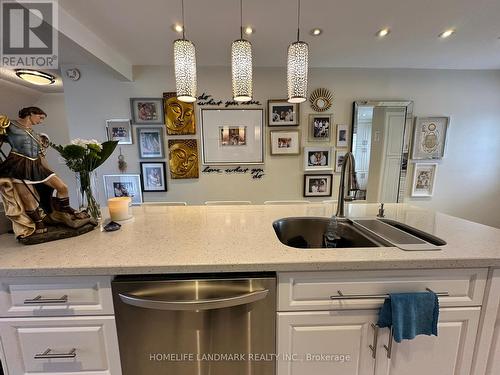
[0,203,499,277]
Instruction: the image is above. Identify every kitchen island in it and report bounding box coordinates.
[0,203,499,375]
[0,203,499,276]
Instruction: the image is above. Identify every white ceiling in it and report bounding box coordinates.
[58,0,500,69]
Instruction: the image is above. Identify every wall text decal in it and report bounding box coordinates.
[197,92,262,107]
[202,166,265,179]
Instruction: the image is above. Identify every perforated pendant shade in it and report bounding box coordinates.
[287,40,309,103]
[231,39,253,102]
[174,39,197,102]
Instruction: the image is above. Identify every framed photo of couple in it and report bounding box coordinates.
[304,146,333,171]
[303,174,333,197]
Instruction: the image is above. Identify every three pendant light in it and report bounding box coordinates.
[173,0,308,104]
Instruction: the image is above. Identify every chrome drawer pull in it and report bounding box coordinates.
[34,348,76,359]
[330,289,449,300]
[24,295,68,304]
[368,323,378,359]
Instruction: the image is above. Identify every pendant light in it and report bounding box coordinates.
[173,0,197,102]
[287,0,309,103]
[231,0,253,102]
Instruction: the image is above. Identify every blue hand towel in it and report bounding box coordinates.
[377,291,439,343]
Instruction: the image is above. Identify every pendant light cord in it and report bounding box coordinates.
[296,0,301,41]
[181,0,186,39]
[240,0,243,39]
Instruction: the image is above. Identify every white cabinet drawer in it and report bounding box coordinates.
[0,316,121,375]
[0,276,114,317]
[278,269,487,311]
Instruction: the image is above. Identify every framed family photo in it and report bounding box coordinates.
[136,126,165,159]
[106,119,132,145]
[309,114,332,141]
[270,130,300,155]
[335,150,345,172]
[336,124,349,147]
[103,174,143,205]
[130,98,164,125]
[304,146,332,171]
[411,116,450,160]
[304,174,333,197]
[140,162,167,192]
[201,109,264,165]
[411,163,438,197]
[268,100,299,127]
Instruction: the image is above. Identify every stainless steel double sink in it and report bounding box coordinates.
[272,217,446,250]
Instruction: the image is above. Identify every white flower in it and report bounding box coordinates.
[70,138,102,150]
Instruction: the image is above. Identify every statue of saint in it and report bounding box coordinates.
[0,107,91,239]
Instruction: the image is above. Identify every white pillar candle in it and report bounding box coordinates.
[108,197,132,221]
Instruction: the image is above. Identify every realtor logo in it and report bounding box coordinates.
[1,0,58,69]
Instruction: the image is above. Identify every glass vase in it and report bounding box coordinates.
[75,171,101,221]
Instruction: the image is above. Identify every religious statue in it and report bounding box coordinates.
[0,107,96,244]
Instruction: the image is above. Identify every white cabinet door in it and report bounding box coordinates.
[277,310,378,375]
[375,307,480,375]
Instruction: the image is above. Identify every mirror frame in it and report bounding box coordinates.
[351,100,414,203]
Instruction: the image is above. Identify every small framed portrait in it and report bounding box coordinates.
[140,162,167,192]
[411,116,450,160]
[106,119,132,145]
[130,98,164,125]
[168,139,199,179]
[219,126,246,146]
[335,150,345,173]
[268,99,300,127]
[411,163,438,197]
[309,114,332,141]
[304,174,333,197]
[336,124,349,148]
[270,130,300,155]
[163,92,196,135]
[136,126,165,159]
[304,146,332,171]
[103,174,143,205]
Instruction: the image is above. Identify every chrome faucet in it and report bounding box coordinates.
[335,152,358,218]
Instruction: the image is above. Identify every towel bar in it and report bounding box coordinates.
[330,288,449,300]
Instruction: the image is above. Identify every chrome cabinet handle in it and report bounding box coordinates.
[119,289,269,311]
[384,326,394,359]
[34,348,76,359]
[368,323,378,359]
[24,295,68,304]
[330,289,449,300]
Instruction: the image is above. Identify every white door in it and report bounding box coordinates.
[277,310,378,375]
[374,307,480,375]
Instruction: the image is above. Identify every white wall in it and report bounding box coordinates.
[55,65,500,228]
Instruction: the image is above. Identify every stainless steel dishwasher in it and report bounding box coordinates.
[112,273,276,375]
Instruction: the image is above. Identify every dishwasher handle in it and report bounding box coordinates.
[118,289,269,311]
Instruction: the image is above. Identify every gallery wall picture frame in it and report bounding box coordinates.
[130,98,164,125]
[411,163,438,197]
[303,173,333,197]
[106,119,133,145]
[103,174,143,205]
[335,150,346,173]
[163,92,196,135]
[140,162,167,192]
[201,108,264,165]
[270,130,300,155]
[336,124,349,148]
[268,99,300,127]
[304,146,333,171]
[411,116,450,160]
[136,126,165,159]
[168,139,200,179]
[308,114,332,142]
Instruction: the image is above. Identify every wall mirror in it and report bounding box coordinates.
[351,100,413,203]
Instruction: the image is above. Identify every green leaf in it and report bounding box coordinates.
[91,140,118,170]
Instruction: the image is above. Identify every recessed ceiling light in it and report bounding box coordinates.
[172,24,183,33]
[15,69,55,85]
[310,28,322,36]
[376,28,391,37]
[244,26,254,35]
[439,29,455,38]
